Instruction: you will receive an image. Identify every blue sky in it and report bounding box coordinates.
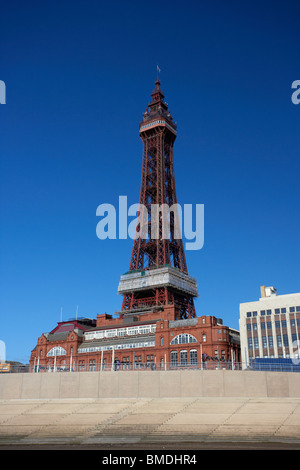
[0,0,299,363]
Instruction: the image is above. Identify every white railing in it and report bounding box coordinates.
[2,360,300,374]
[32,361,243,373]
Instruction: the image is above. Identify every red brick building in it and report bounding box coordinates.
[30,307,240,371]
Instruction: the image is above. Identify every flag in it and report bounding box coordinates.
[157,65,161,73]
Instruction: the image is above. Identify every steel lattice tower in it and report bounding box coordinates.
[118,78,198,320]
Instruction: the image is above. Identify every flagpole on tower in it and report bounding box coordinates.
[156,65,161,81]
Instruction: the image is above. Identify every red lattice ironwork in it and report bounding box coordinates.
[121,78,196,319]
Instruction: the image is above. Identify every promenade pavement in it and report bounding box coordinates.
[0,396,300,449]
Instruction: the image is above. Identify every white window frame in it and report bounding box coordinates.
[170,333,197,345]
[47,346,67,357]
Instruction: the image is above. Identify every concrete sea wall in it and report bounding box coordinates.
[0,370,299,399]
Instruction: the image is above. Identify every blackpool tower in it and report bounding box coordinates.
[118,77,198,320]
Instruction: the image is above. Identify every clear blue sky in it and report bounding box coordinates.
[1,1,299,363]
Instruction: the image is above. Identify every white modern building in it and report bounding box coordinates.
[239,286,300,368]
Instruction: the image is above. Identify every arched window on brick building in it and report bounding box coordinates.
[170,334,197,345]
[47,347,67,357]
[171,351,178,367]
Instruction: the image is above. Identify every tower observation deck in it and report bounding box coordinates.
[118,77,198,320]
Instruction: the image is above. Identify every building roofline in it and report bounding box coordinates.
[88,319,159,333]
